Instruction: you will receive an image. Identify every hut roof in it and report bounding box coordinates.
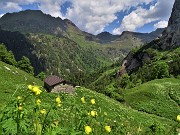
[44,75,64,86]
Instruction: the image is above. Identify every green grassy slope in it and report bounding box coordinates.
[0,61,178,134]
[0,61,43,107]
[123,78,180,120]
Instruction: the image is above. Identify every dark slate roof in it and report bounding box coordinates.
[44,75,64,86]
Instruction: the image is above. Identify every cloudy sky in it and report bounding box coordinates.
[0,0,175,35]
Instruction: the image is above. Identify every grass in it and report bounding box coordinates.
[0,61,180,134]
[0,61,42,107]
[123,78,180,120]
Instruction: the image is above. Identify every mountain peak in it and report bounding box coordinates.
[97,31,112,37]
[2,10,44,18]
[0,10,67,35]
[160,0,180,49]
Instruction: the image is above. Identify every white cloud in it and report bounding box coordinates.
[154,21,168,29]
[0,2,22,12]
[0,0,175,34]
[113,0,175,35]
[66,0,153,34]
[37,0,66,19]
[0,14,4,18]
[0,0,66,18]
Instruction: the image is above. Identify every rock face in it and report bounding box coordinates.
[119,0,179,75]
[160,0,180,49]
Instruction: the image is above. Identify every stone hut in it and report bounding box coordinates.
[44,75,75,94]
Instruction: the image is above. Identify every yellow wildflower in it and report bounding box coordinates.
[17,96,22,100]
[53,120,59,127]
[56,96,61,104]
[28,85,33,90]
[90,110,98,117]
[40,109,46,115]
[177,115,180,122]
[85,126,92,134]
[81,97,85,103]
[90,99,95,104]
[32,86,42,95]
[36,99,41,106]
[137,126,142,132]
[105,126,111,133]
[57,103,61,107]
[18,104,23,110]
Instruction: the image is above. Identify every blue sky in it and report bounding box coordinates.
[0,0,175,35]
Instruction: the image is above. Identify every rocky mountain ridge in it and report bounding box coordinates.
[0,10,164,45]
[0,9,166,83]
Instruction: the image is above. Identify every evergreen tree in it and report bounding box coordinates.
[36,72,46,80]
[0,44,8,61]
[4,51,17,66]
[17,56,34,75]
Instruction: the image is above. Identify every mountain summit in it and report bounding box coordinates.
[0,10,67,36]
[160,0,180,49]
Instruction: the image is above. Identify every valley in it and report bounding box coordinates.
[0,0,180,134]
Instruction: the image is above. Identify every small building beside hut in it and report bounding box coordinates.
[44,75,76,94]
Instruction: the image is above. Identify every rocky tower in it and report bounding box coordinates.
[160,0,180,49]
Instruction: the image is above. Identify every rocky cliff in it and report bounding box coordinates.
[159,0,180,49]
[119,0,179,75]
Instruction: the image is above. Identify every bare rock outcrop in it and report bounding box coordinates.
[159,0,180,49]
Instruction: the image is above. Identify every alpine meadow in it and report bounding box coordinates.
[0,0,180,134]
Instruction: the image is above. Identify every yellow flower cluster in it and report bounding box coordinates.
[28,85,42,95]
[105,126,111,133]
[90,110,98,117]
[56,96,61,107]
[81,97,85,103]
[90,99,95,105]
[177,115,180,122]
[40,109,46,115]
[36,99,41,106]
[18,103,23,111]
[17,96,22,100]
[85,126,92,134]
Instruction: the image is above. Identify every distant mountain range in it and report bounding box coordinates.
[0,10,165,83]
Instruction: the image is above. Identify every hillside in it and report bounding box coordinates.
[0,60,178,134]
[0,61,42,107]
[123,78,180,120]
[0,10,163,78]
[0,30,111,84]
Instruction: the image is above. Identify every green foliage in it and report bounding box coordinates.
[0,85,178,135]
[36,72,46,81]
[17,56,34,75]
[26,33,111,85]
[3,51,17,66]
[136,61,169,83]
[0,44,34,75]
[0,44,7,61]
[0,44,16,66]
[119,73,131,89]
[0,60,179,134]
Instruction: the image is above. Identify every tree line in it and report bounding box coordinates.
[0,43,34,75]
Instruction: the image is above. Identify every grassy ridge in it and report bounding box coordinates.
[123,78,180,120]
